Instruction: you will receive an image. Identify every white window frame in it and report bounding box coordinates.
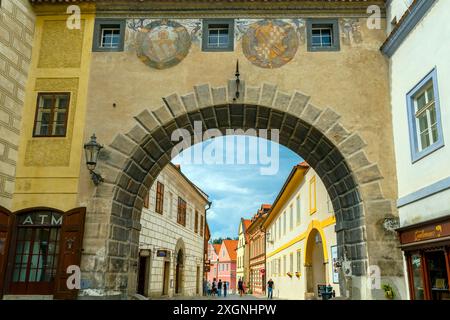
[406,68,444,163]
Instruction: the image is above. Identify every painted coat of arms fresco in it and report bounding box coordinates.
[135,19,192,69]
[242,19,300,69]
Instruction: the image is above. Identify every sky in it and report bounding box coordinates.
[172,135,302,240]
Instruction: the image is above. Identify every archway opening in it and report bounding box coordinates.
[305,229,327,298]
[89,91,403,300]
[175,249,184,294]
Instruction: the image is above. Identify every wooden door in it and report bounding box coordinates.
[0,207,14,298]
[163,261,170,295]
[137,256,148,296]
[53,208,86,300]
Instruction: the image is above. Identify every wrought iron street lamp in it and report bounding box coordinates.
[83,134,104,185]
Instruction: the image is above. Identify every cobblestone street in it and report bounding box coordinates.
[153,294,277,300]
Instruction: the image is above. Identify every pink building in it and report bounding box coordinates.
[206,243,220,283]
[217,240,238,292]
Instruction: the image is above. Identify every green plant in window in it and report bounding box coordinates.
[382,284,395,300]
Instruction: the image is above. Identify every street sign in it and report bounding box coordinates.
[157,249,169,258]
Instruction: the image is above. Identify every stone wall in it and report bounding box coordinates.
[0,0,35,209]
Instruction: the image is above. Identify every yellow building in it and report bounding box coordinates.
[264,162,340,299]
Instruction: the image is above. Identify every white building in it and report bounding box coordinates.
[263,162,340,300]
[236,218,251,284]
[137,163,209,298]
[383,0,450,300]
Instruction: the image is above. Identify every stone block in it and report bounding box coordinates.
[126,124,148,144]
[360,181,384,200]
[245,86,260,105]
[273,91,291,112]
[153,105,173,125]
[134,109,159,133]
[194,84,212,108]
[288,91,310,116]
[339,133,367,157]
[212,86,227,105]
[355,164,383,184]
[301,104,322,124]
[163,93,185,117]
[259,83,277,106]
[327,122,350,145]
[347,150,371,171]
[181,92,198,112]
[314,107,341,133]
[110,134,137,156]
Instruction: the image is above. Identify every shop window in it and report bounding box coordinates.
[33,93,70,137]
[9,211,63,294]
[425,251,450,300]
[307,19,340,52]
[202,19,235,52]
[407,68,444,162]
[409,253,425,300]
[93,19,126,52]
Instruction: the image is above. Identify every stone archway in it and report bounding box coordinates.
[174,238,185,295]
[84,81,404,299]
[305,228,327,298]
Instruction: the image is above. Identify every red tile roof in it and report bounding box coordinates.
[213,244,221,255]
[222,239,238,261]
[243,219,252,230]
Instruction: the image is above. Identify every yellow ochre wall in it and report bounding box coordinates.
[12,5,95,212]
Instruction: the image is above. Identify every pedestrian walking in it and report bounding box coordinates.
[207,280,212,296]
[212,278,217,296]
[238,278,244,297]
[223,281,228,297]
[218,279,223,297]
[267,278,274,299]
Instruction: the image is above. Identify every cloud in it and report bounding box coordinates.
[172,137,302,239]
